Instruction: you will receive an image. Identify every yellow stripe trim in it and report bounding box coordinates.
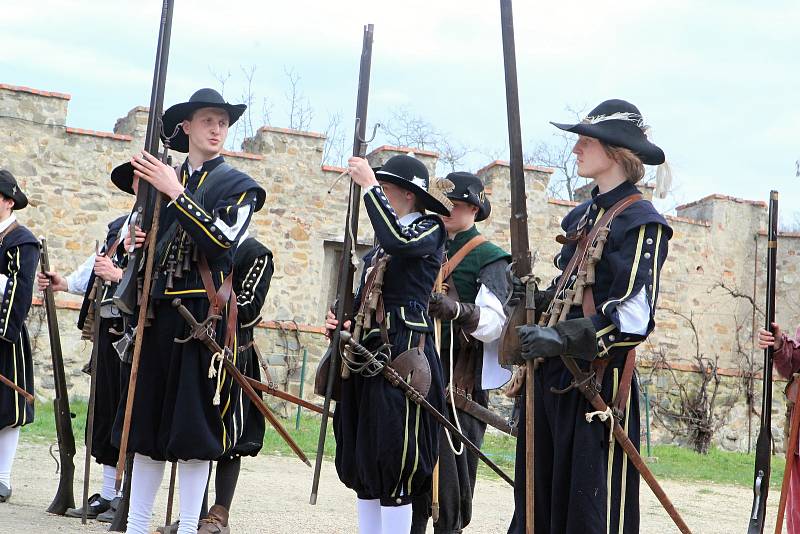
[367,190,439,245]
[2,249,20,336]
[618,378,633,532]
[606,368,619,534]
[601,225,645,316]
[651,225,663,303]
[400,306,429,328]
[599,340,640,358]
[174,198,231,249]
[12,344,19,424]
[394,395,411,497]
[596,324,616,338]
[237,191,247,204]
[407,403,422,494]
[196,171,209,188]
[163,288,208,295]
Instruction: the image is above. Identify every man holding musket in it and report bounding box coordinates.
[111,88,265,534]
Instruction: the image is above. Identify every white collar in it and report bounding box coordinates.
[0,213,17,233]
[187,161,202,175]
[399,211,423,226]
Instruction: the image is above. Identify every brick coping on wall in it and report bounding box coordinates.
[66,127,132,141]
[368,145,439,158]
[476,160,555,175]
[0,83,71,100]
[258,125,326,139]
[676,194,768,211]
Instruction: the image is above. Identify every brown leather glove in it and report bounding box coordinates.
[429,293,481,334]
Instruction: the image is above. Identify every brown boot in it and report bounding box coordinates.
[198,504,230,534]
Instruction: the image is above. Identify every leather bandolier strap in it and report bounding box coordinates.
[198,253,238,354]
[441,235,487,281]
[542,193,642,411]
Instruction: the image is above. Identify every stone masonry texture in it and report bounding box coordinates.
[2,83,797,452]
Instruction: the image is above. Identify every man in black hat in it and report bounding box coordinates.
[110,88,265,534]
[410,172,511,534]
[36,208,129,520]
[326,154,451,534]
[507,99,672,534]
[0,169,40,503]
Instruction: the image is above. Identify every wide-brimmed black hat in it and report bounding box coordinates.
[551,99,665,165]
[0,169,28,210]
[110,162,136,195]
[161,88,247,153]
[444,171,490,222]
[375,155,452,216]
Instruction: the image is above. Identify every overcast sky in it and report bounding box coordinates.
[2,1,798,221]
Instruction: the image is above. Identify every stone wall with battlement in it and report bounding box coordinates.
[2,83,797,452]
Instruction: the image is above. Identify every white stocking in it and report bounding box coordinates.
[357,498,382,534]
[125,453,165,534]
[177,459,210,534]
[380,503,412,534]
[0,426,20,487]
[101,464,120,500]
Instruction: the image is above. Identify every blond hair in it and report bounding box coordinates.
[602,144,645,184]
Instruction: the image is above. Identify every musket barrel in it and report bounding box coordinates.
[748,190,778,534]
[310,23,375,506]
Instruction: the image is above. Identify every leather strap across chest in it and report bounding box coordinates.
[441,235,487,281]
[540,193,642,327]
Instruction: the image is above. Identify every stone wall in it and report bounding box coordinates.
[2,83,797,450]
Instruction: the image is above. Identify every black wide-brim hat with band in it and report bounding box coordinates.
[374,155,452,216]
[0,169,28,210]
[161,88,247,153]
[550,99,665,165]
[110,161,136,195]
[444,171,490,222]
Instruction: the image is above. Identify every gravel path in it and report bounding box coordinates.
[1,440,785,533]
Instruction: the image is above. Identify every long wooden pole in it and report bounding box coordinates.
[499,1,534,531]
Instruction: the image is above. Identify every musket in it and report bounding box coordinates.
[748,190,778,534]
[775,374,800,534]
[310,23,375,506]
[40,237,76,515]
[497,1,535,531]
[340,331,515,487]
[81,240,104,524]
[113,0,176,494]
[172,299,311,467]
[244,376,329,416]
[447,387,517,436]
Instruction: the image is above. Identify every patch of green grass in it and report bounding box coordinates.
[21,402,788,490]
[646,444,786,489]
[23,400,88,443]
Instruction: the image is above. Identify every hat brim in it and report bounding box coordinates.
[0,185,28,210]
[111,162,135,195]
[161,101,247,153]
[550,121,665,165]
[11,192,28,210]
[447,192,490,222]
[375,170,451,216]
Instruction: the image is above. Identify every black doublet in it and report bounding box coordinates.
[79,214,127,466]
[334,185,446,507]
[224,237,273,459]
[509,181,671,534]
[0,223,40,431]
[112,156,264,461]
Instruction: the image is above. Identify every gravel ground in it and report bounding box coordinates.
[1,441,786,533]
